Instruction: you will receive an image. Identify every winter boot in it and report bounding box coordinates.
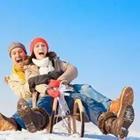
[17,98,49,133]
[109,87,134,117]
[123,105,135,129]
[97,111,128,138]
[0,113,17,131]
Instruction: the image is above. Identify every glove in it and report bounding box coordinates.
[48,79,61,88]
[47,88,60,98]
[4,76,10,84]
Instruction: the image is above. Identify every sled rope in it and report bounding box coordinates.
[55,92,72,132]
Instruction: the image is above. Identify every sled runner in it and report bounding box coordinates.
[48,97,85,137]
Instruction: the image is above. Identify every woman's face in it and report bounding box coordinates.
[33,42,48,60]
[11,47,27,67]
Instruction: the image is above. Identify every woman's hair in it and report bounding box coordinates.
[28,53,36,64]
[28,51,57,64]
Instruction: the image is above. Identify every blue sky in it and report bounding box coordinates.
[0,0,139,133]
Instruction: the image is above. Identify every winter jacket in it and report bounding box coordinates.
[7,52,78,99]
[7,72,32,100]
[25,52,78,82]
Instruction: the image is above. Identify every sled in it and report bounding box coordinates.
[48,97,85,137]
[31,83,85,137]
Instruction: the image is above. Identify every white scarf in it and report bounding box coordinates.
[32,57,55,75]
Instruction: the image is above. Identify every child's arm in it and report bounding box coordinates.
[28,71,63,93]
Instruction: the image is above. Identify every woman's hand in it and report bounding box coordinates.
[4,76,10,84]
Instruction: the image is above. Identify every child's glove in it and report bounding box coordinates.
[48,79,61,88]
[47,88,60,98]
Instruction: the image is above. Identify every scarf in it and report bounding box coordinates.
[12,65,25,83]
[32,57,54,75]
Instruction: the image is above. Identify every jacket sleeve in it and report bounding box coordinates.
[28,71,63,92]
[28,74,51,92]
[7,76,32,100]
[57,60,78,83]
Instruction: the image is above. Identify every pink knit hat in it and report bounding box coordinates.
[30,37,49,54]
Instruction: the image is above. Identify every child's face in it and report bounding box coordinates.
[33,42,48,60]
[11,47,27,67]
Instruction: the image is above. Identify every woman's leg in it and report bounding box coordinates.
[69,92,131,138]
[70,92,106,125]
[12,99,32,129]
[72,84,111,110]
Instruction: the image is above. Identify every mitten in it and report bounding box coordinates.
[48,79,61,88]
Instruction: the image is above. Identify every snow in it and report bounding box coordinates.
[0,121,139,140]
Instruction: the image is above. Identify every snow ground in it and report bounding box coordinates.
[0,122,139,140]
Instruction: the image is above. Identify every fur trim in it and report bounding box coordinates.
[97,112,116,134]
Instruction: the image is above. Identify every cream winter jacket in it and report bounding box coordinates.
[7,72,32,100]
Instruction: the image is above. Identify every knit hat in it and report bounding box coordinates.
[8,42,27,57]
[30,37,49,54]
